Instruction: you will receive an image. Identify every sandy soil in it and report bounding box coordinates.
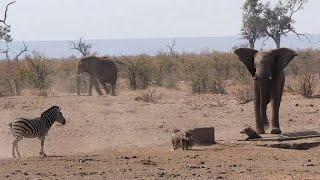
[0,82,319,179]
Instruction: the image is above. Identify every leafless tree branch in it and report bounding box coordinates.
[288,1,305,19]
[69,37,93,57]
[166,39,176,55]
[0,43,10,60]
[14,42,28,61]
[0,1,15,27]
[0,42,28,61]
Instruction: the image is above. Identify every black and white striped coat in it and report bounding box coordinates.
[9,106,66,158]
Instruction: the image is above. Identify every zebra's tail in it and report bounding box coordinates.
[8,122,13,133]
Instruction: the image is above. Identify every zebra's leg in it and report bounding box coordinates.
[39,137,46,157]
[12,139,17,158]
[14,139,21,158]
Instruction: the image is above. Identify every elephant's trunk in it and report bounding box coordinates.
[259,79,270,129]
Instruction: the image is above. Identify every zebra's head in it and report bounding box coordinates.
[55,111,66,125]
[41,106,66,125]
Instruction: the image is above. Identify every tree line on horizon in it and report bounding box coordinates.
[241,0,308,49]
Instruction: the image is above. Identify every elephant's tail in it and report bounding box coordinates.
[114,60,126,66]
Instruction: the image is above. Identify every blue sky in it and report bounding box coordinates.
[3,0,320,41]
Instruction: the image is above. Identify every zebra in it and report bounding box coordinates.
[8,106,66,158]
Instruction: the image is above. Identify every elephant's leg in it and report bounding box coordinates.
[270,77,285,134]
[94,80,103,96]
[270,97,281,134]
[101,82,110,95]
[110,81,116,96]
[88,75,94,96]
[254,81,265,134]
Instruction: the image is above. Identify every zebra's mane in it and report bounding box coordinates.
[41,106,61,119]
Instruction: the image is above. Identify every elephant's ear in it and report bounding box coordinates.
[271,48,297,74]
[234,48,258,77]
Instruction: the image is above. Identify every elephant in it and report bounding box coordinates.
[76,56,118,96]
[234,48,297,134]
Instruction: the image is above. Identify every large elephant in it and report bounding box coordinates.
[234,48,297,134]
[76,56,118,96]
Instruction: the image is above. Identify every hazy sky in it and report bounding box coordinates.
[3,0,320,41]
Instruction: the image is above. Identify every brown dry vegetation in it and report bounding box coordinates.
[0,49,319,99]
[0,50,320,179]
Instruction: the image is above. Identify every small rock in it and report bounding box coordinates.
[124,156,130,159]
[157,172,165,177]
[307,164,315,167]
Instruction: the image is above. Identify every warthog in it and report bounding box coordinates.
[171,130,193,150]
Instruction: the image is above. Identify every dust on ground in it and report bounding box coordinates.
[0,82,319,179]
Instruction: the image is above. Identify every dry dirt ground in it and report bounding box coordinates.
[0,82,320,179]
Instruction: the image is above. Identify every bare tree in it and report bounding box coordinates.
[0,42,28,61]
[166,39,176,55]
[262,0,308,48]
[0,43,10,60]
[69,37,95,57]
[0,1,20,96]
[0,42,28,95]
[13,42,28,61]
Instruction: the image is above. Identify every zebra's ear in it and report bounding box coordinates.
[52,106,61,111]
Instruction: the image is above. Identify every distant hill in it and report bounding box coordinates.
[1,34,320,59]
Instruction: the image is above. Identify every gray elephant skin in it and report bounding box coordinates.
[234,48,297,134]
[76,56,118,96]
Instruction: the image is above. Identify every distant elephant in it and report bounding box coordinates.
[234,48,297,134]
[76,56,118,96]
